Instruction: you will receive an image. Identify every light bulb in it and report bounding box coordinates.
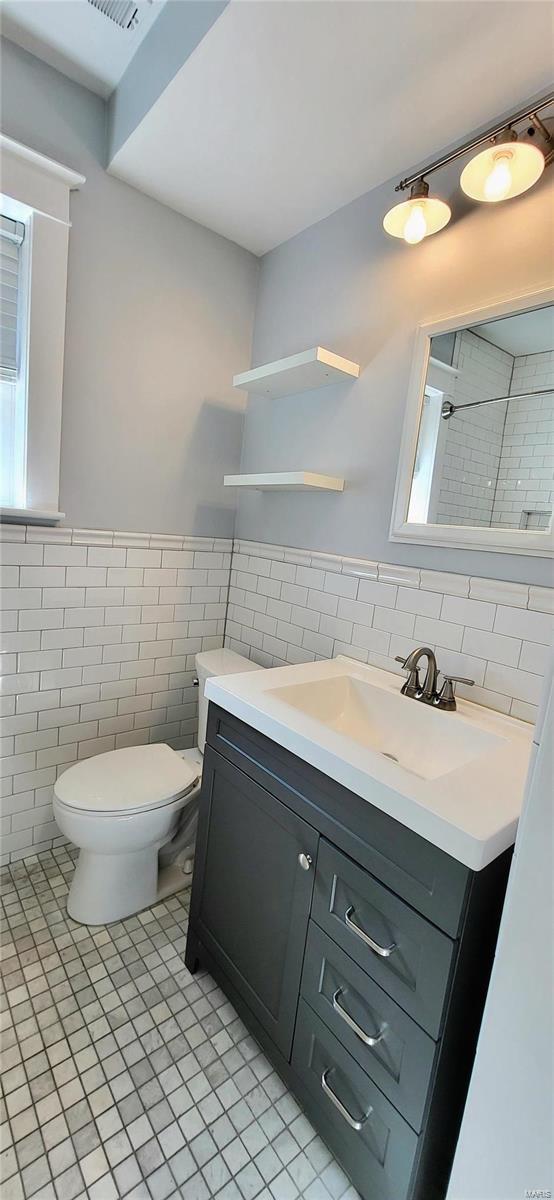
[403,203,427,244]
[383,183,450,242]
[461,135,544,202]
[484,152,513,202]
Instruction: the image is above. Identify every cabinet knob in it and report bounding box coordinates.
[298,853,312,871]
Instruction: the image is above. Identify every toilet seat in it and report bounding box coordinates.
[54,743,199,816]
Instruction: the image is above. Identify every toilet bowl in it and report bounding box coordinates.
[53,648,261,925]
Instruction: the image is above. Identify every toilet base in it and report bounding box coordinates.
[67,848,194,926]
[68,846,159,925]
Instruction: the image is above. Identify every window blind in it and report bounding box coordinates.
[0,214,25,381]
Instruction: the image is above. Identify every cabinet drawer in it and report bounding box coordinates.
[313,840,455,1038]
[301,922,436,1131]
[293,1000,418,1200]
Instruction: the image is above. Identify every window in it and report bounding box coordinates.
[0,135,84,523]
[0,213,28,508]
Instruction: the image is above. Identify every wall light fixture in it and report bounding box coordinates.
[383,93,553,244]
[383,180,451,244]
[460,128,545,202]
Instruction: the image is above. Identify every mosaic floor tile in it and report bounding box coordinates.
[1,848,360,1200]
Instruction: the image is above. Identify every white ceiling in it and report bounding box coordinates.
[0,0,166,97]
[475,308,554,358]
[109,0,554,254]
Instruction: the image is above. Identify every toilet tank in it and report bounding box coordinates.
[196,649,262,753]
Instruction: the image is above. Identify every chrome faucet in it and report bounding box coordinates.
[395,647,474,711]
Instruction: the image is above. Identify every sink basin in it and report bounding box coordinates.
[205,654,533,869]
[270,674,507,780]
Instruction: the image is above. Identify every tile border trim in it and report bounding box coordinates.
[0,524,233,553]
[233,539,552,613]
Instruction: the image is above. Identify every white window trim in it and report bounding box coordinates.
[0,135,85,525]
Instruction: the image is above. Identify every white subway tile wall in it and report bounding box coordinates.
[0,528,231,863]
[226,539,553,728]
[2,526,553,866]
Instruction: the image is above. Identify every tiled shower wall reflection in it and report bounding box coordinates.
[0,527,230,863]
[492,350,554,530]
[433,335,553,529]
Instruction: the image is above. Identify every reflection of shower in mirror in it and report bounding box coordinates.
[410,304,553,533]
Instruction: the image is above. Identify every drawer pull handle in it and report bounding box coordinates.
[321,1069,371,1132]
[332,989,386,1047]
[345,906,397,958]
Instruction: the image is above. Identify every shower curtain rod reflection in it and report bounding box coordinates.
[441,387,553,420]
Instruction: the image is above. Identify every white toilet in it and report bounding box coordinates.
[53,648,260,925]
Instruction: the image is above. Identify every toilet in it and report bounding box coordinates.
[53,649,261,925]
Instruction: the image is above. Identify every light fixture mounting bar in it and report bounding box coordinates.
[395,92,554,192]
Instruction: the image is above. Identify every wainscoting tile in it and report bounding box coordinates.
[0,526,230,863]
[26,526,72,545]
[340,558,379,580]
[226,541,553,733]
[378,564,420,588]
[462,627,521,668]
[494,605,553,645]
[0,524,26,542]
[150,534,186,550]
[419,570,470,597]
[72,529,114,546]
[3,527,554,866]
[112,531,151,549]
[310,552,343,574]
[484,662,543,706]
[440,595,496,632]
[529,586,554,615]
[469,578,529,608]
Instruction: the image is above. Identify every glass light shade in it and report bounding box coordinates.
[460,140,544,202]
[383,194,451,243]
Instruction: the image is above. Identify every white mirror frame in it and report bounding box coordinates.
[390,284,554,558]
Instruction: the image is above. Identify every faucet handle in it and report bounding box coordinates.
[437,675,474,711]
[395,655,421,698]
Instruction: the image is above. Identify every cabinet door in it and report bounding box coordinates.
[191,746,319,1059]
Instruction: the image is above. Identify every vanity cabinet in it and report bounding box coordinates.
[186,704,511,1200]
[189,746,318,1059]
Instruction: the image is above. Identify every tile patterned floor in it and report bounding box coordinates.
[0,847,360,1200]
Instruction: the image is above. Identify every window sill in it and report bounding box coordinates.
[1,506,65,525]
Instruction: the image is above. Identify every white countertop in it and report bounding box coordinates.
[205,656,533,871]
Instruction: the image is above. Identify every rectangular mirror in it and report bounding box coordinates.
[391,287,554,556]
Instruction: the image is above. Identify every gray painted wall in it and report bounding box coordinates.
[1,38,258,537]
[237,155,553,585]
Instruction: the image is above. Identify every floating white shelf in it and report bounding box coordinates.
[233,347,360,399]
[224,472,345,492]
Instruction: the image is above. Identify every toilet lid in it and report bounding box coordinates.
[54,744,199,814]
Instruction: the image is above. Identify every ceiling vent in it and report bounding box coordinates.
[87,1,140,30]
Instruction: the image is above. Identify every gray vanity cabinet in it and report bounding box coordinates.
[186,704,511,1200]
[188,745,319,1058]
